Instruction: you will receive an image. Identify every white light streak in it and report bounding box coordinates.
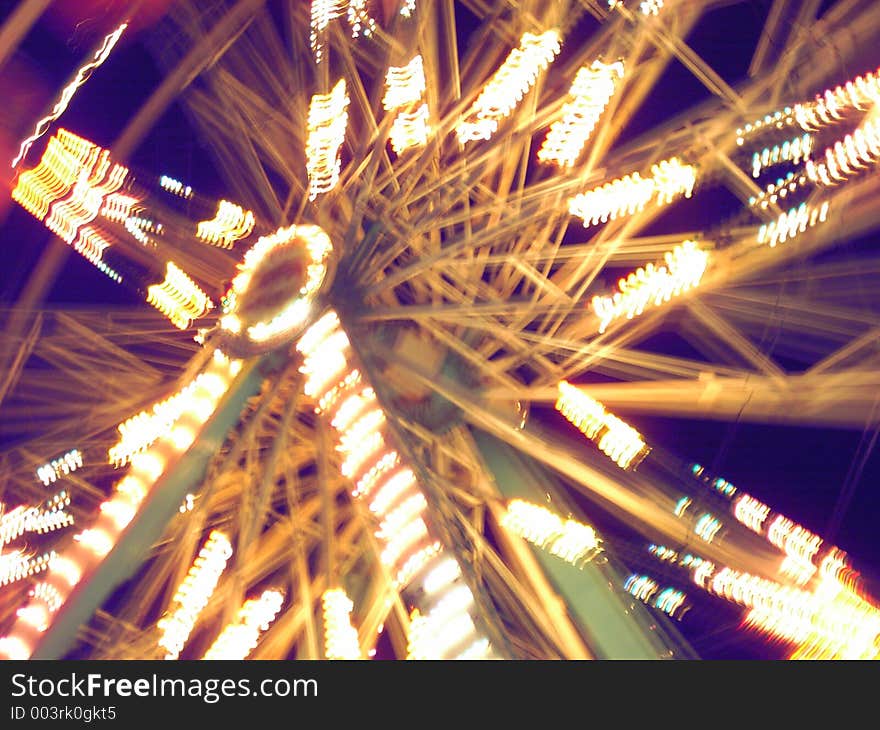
[306,79,350,199]
[202,589,284,660]
[757,201,829,247]
[456,31,561,144]
[501,499,602,566]
[12,23,128,168]
[591,240,708,333]
[322,589,362,660]
[569,157,696,227]
[36,450,83,486]
[556,381,650,470]
[158,531,232,660]
[538,60,624,167]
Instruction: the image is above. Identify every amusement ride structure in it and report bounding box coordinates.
[1,0,880,660]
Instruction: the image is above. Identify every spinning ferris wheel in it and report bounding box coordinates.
[1,0,880,660]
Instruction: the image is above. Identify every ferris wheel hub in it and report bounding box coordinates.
[214,223,336,357]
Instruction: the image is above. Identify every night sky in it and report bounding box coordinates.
[1,1,879,660]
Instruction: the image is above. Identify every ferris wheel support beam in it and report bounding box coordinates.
[809,326,880,376]
[30,355,268,659]
[702,290,880,355]
[347,329,517,658]
[751,0,823,107]
[385,346,782,574]
[389,418,596,658]
[494,370,880,429]
[0,0,51,71]
[686,300,787,379]
[112,0,266,160]
[749,0,801,79]
[482,499,595,658]
[472,430,697,659]
[0,312,40,410]
[110,360,304,639]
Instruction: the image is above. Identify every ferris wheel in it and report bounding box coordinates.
[1,0,880,660]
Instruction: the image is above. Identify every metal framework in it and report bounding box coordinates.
[1,0,880,659]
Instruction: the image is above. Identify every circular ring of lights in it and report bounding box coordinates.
[216,223,334,357]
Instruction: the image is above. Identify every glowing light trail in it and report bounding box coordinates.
[306,79,350,200]
[383,56,430,153]
[569,157,696,227]
[757,201,829,247]
[501,500,602,566]
[202,589,284,660]
[556,381,650,469]
[196,200,255,248]
[158,531,232,660]
[591,240,708,334]
[322,589,362,659]
[12,23,128,168]
[456,31,560,144]
[538,60,624,167]
[146,262,213,330]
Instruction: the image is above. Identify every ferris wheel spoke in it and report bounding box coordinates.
[192,76,305,194]
[451,428,597,657]
[249,515,369,659]
[548,306,670,381]
[360,187,572,295]
[540,370,880,427]
[113,0,266,161]
[490,343,755,394]
[0,311,42,411]
[683,300,786,378]
[0,0,51,70]
[0,312,186,446]
[707,288,880,343]
[186,97,286,220]
[382,343,778,577]
[808,326,880,375]
[750,0,811,81]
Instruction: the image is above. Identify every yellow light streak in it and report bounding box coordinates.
[569,157,696,227]
[196,200,255,248]
[158,531,232,660]
[146,262,213,330]
[384,56,430,153]
[12,131,96,221]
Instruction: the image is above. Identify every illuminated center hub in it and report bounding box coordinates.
[219,224,333,355]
